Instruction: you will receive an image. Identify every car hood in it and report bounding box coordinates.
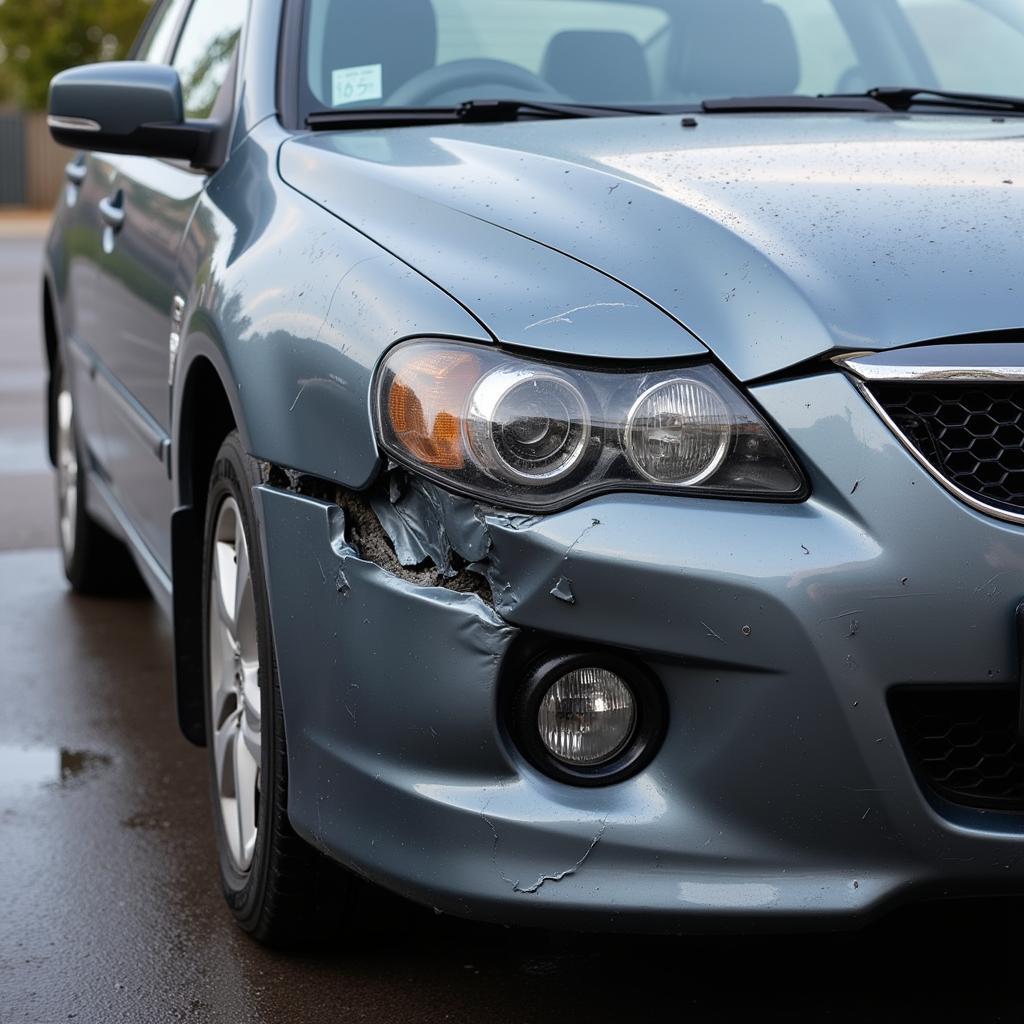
[280,113,1024,381]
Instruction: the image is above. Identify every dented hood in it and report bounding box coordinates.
[280,113,1024,381]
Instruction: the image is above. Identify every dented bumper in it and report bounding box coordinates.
[254,372,1024,929]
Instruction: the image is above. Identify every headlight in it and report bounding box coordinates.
[375,339,805,510]
[467,367,590,483]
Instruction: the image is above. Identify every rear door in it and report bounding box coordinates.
[88,0,246,572]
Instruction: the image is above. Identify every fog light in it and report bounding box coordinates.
[538,667,636,766]
[511,651,667,785]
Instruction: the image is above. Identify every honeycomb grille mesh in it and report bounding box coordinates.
[869,382,1024,514]
[890,689,1024,811]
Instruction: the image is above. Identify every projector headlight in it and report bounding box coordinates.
[375,339,805,510]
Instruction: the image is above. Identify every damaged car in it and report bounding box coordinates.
[43,0,1024,942]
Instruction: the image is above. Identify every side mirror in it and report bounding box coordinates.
[48,61,215,165]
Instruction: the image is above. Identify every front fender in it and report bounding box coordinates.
[173,121,492,494]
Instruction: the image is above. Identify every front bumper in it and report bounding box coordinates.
[255,371,1024,929]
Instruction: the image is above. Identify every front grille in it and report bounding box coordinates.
[890,688,1024,812]
[869,382,1024,515]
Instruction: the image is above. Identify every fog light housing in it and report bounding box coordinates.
[512,652,667,786]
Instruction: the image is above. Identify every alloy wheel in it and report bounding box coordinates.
[208,495,262,872]
[56,388,78,559]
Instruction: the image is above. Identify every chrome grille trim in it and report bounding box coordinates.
[836,347,1024,527]
[835,342,1024,383]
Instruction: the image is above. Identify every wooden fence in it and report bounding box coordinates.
[0,110,69,209]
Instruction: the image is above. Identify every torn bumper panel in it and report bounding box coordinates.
[255,371,1024,930]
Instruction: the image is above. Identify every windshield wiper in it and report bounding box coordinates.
[701,88,1024,117]
[859,86,1024,115]
[702,94,892,113]
[307,98,662,131]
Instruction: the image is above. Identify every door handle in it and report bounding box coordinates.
[99,191,125,231]
[64,161,87,186]
[63,159,87,208]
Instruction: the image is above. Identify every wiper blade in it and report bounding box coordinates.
[456,98,661,121]
[861,86,1024,114]
[701,88,1024,116]
[307,98,661,131]
[702,94,892,113]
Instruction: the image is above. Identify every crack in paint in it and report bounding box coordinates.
[700,620,725,643]
[482,815,607,895]
[524,303,638,331]
[564,518,600,561]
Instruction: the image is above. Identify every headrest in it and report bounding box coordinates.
[542,30,653,103]
[319,0,438,104]
[672,1,800,97]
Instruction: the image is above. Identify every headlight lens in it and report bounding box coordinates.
[375,339,805,510]
[467,368,590,483]
[625,379,731,485]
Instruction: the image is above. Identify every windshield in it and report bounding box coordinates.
[299,0,1024,118]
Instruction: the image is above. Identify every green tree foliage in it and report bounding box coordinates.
[0,0,152,109]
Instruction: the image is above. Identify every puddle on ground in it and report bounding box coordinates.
[0,744,111,798]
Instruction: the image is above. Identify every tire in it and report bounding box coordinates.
[54,351,145,596]
[202,431,349,945]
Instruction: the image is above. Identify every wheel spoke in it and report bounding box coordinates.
[234,717,258,863]
[212,539,238,637]
[210,667,237,731]
[212,714,237,799]
[240,665,262,760]
[234,528,257,662]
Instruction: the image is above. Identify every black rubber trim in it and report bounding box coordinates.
[510,650,667,787]
[276,0,305,130]
[172,504,206,746]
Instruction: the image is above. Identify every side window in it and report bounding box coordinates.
[172,0,247,119]
[136,0,191,63]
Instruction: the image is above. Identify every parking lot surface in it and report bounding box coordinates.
[0,229,1020,1024]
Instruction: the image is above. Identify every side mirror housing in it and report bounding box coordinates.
[48,62,216,166]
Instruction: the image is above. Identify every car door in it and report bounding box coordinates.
[55,0,191,479]
[88,0,246,573]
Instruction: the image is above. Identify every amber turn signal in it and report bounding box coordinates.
[385,349,481,470]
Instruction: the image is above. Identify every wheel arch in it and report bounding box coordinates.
[172,353,240,747]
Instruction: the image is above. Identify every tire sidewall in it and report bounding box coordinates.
[201,433,280,926]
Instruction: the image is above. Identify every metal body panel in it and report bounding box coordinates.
[171,120,490,494]
[282,114,1024,381]
[257,373,1024,926]
[58,150,202,571]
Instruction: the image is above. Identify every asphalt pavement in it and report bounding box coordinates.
[1,225,1021,1024]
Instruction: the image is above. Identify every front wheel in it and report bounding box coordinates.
[202,431,349,944]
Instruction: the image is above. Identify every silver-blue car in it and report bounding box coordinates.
[43,0,1024,943]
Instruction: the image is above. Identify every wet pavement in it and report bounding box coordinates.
[1,229,1022,1023]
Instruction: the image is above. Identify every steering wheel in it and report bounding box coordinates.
[387,59,561,107]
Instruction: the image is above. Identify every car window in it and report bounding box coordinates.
[771,0,858,95]
[300,0,1024,115]
[433,0,668,72]
[136,0,191,64]
[899,0,1024,94]
[172,0,247,119]
[304,0,667,109]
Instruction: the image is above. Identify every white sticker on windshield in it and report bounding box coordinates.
[331,64,383,106]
